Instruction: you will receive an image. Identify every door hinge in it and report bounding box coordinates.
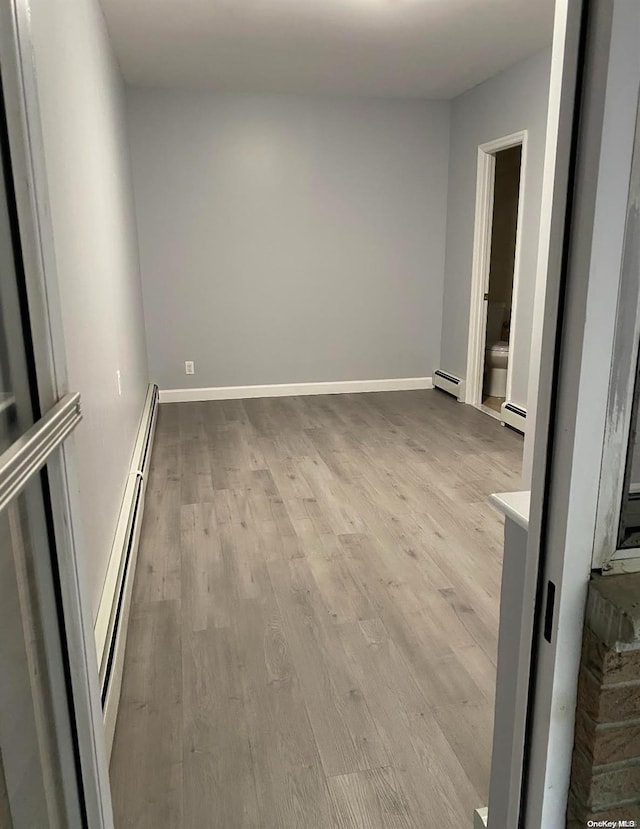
[484,292,489,301]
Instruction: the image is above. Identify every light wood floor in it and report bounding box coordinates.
[110,390,522,828]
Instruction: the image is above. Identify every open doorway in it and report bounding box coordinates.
[466,132,526,422]
[482,145,522,414]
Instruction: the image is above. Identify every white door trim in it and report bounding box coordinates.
[521,1,634,825]
[465,130,528,408]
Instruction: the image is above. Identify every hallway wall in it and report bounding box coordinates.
[127,92,450,391]
[440,49,552,410]
[30,0,149,620]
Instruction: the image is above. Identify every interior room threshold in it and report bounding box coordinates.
[477,403,503,422]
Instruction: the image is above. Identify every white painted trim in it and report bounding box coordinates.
[500,401,527,434]
[522,19,578,490]
[490,490,531,531]
[94,384,158,759]
[466,131,528,409]
[474,807,489,828]
[506,135,528,403]
[522,4,622,826]
[466,148,496,405]
[159,377,433,403]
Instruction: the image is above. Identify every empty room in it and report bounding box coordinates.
[14,0,640,827]
[109,1,553,823]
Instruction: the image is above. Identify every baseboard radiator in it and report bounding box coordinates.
[433,369,465,401]
[94,383,159,759]
[500,401,527,434]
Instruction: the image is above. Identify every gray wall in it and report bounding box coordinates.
[441,49,552,409]
[30,0,149,619]
[127,91,450,390]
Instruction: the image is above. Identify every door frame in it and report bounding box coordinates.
[465,130,528,412]
[519,0,640,824]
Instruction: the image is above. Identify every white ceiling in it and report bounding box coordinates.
[100,0,554,99]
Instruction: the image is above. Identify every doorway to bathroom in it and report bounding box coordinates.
[482,144,522,414]
[465,131,526,424]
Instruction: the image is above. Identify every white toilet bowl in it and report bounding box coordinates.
[485,341,509,397]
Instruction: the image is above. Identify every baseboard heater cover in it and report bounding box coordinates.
[500,401,527,434]
[433,369,464,401]
[94,383,158,759]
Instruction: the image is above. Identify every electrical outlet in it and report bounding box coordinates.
[116,369,122,396]
[185,361,195,375]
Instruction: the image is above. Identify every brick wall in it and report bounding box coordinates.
[568,575,640,826]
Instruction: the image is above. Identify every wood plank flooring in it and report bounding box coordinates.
[110,390,522,828]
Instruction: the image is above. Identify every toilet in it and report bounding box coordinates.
[485,341,510,397]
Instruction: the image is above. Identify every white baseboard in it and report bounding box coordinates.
[159,376,433,403]
[94,384,158,760]
[500,401,527,434]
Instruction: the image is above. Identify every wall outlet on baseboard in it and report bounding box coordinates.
[185,360,195,375]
